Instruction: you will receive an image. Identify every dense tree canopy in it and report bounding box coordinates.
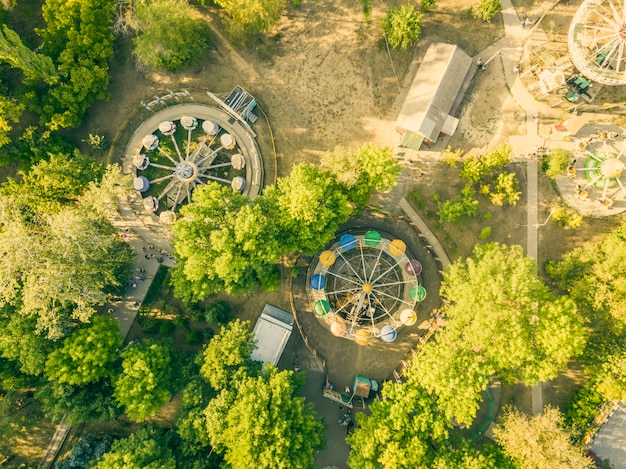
[38,0,116,129]
[0,154,133,338]
[130,0,208,70]
[0,24,57,84]
[199,319,258,391]
[0,204,133,337]
[113,340,172,422]
[413,243,585,424]
[320,143,401,210]
[548,218,626,328]
[171,183,285,301]
[493,406,593,469]
[205,367,325,469]
[92,425,176,469]
[45,316,122,385]
[0,95,24,149]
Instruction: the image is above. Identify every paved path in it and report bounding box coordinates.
[37,416,70,469]
[484,0,562,418]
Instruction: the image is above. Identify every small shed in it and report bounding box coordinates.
[395,43,473,149]
[250,304,294,368]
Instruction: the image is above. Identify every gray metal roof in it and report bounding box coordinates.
[396,43,473,142]
[250,304,294,368]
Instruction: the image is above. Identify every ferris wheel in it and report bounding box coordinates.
[569,0,626,85]
[309,231,427,344]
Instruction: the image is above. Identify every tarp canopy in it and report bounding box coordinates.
[353,376,372,397]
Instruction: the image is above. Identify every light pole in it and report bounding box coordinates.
[515,208,555,228]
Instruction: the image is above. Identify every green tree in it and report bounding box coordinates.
[0,95,24,149]
[0,155,132,338]
[269,162,352,253]
[131,0,208,70]
[175,377,216,460]
[414,243,585,424]
[542,148,571,179]
[320,143,401,209]
[486,172,521,206]
[0,24,58,84]
[594,350,626,401]
[0,206,133,338]
[460,144,511,182]
[0,313,53,376]
[45,316,122,385]
[471,0,501,23]
[205,367,325,469]
[347,378,449,468]
[39,0,116,129]
[382,5,423,50]
[35,380,120,424]
[493,406,593,469]
[547,219,626,327]
[113,340,172,422]
[212,0,285,36]
[199,319,257,391]
[0,151,105,216]
[91,425,176,469]
[438,183,479,222]
[171,183,285,301]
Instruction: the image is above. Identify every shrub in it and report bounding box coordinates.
[438,184,479,222]
[479,226,492,239]
[471,0,501,22]
[382,5,423,50]
[204,301,230,325]
[542,149,571,179]
[441,146,463,168]
[185,329,203,345]
[420,0,437,11]
[489,172,521,206]
[564,387,607,441]
[173,315,189,329]
[409,190,426,210]
[189,306,205,322]
[159,320,176,336]
[551,205,583,229]
[142,318,159,334]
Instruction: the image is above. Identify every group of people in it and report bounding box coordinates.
[338,407,355,435]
